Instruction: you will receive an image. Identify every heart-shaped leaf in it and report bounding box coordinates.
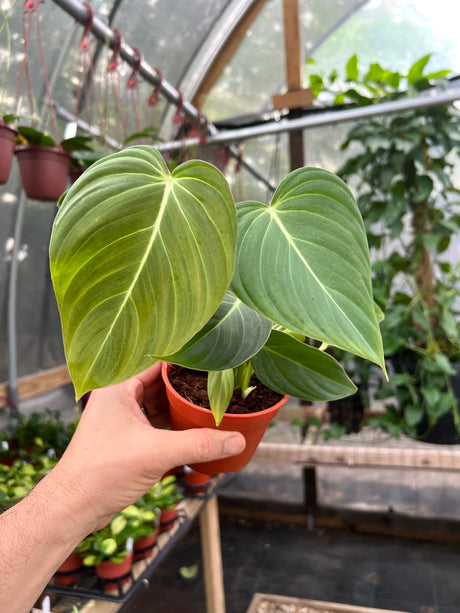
[161,290,272,370]
[251,330,356,400]
[231,167,385,371]
[50,146,237,398]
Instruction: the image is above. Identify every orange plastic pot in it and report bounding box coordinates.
[0,123,17,184]
[15,145,70,201]
[133,529,159,561]
[161,362,288,474]
[184,467,210,495]
[96,552,133,592]
[55,552,82,586]
[159,506,178,533]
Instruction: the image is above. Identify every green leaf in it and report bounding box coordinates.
[207,369,235,426]
[179,564,199,580]
[161,291,271,371]
[99,538,117,556]
[404,404,423,427]
[17,125,56,147]
[50,146,237,398]
[346,54,359,81]
[111,514,127,535]
[251,329,356,401]
[407,54,432,84]
[231,167,385,372]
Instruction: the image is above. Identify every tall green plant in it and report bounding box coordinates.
[308,54,460,439]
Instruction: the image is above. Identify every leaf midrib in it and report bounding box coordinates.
[79,180,172,392]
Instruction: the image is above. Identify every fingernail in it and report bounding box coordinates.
[223,435,245,456]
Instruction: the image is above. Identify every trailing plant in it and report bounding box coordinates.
[308,54,460,439]
[49,145,386,425]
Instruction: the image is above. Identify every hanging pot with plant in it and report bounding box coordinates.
[15,127,94,200]
[49,146,386,471]
[0,117,18,184]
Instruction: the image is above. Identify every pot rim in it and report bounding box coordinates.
[161,361,289,421]
[0,122,18,136]
[15,144,70,157]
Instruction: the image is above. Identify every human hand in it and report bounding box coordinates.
[50,363,246,532]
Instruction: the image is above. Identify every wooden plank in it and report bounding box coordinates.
[200,496,226,613]
[247,593,409,613]
[254,441,460,471]
[282,0,302,90]
[272,88,314,111]
[192,0,269,110]
[0,365,72,408]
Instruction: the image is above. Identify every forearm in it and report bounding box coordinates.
[0,466,93,613]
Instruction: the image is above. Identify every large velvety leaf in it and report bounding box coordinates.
[231,167,385,371]
[161,290,271,371]
[251,330,356,401]
[50,146,237,397]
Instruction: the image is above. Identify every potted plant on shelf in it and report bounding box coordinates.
[309,53,460,443]
[121,502,160,561]
[183,465,211,495]
[80,513,134,591]
[49,145,386,472]
[15,126,94,200]
[144,475,183,533]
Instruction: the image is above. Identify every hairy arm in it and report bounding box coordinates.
[0,363,245,612]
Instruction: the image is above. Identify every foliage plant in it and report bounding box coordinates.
[49,145,386,425]
[121,502,159,540]
[308,54,460,439]
[0,455,56,509]
[2,409,77,460]
[80,513,133,566]
[145,475,183,512]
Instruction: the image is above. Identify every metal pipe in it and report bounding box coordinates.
[7,192,27,411]
[156,86,460,151]
[50,0,275,191]
[7,20,77,412]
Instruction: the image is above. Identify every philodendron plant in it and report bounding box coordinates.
[49,145,386,425]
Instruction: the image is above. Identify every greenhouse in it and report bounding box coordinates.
[1,0,460,612]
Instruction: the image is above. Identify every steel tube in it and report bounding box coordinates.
[50,0,275,190]
[156,86,460,151]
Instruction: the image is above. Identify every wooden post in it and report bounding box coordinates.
[272,0,311,170]
[200,495,226,613]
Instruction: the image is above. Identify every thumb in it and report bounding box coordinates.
[154,427,246,470]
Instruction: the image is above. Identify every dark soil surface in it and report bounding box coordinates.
[168,366,283,414]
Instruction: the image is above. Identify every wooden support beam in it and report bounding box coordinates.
[272,88,313,111]
[192,0,269,111]
[200,495,226,613]
[0,365,72,408]
[282,0,302,91]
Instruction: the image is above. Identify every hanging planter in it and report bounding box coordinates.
[162,362,288,474]
[15,144,70,201]
[0,121,18,184]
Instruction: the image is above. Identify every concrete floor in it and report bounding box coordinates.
[120,414,460,613]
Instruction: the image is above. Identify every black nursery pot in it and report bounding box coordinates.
[416,363,460,445]
[393,357,460,445]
